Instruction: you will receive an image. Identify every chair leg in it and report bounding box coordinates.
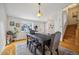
[30,44,33,52]
[34,47,37,55]
[56,49,59,55]
[50,51,52,55]
[28,41,31,50]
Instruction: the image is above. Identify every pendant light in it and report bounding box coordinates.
[37,3,42,17]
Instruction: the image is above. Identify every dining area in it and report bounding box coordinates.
[26,31,61,55]
[0,3,78,55]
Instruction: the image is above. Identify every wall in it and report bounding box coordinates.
[45,9,64,41]
[54,10,63,40]
[7,16,46,40]
[45,18,55,34]
[0,4,7,54]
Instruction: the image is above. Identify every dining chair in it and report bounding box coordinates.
[27,35,34,51]
[30,33,54,55]
[27,34,40,54]
[45,31,61,55]
[30,39,42,55]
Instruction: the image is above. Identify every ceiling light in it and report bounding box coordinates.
[37,3,43,17]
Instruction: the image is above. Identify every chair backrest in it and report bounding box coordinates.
[50,31,61,50]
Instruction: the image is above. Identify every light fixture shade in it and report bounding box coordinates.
[37,12,42,17]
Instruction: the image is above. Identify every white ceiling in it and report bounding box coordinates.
[5,3,71,21]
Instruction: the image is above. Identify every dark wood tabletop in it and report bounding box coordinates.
[27,33,51,43]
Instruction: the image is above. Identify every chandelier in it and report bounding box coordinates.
[37,3,43,17]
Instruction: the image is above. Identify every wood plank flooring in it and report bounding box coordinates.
[1,39,79,55]
[60,41,79,54]
[1,39,27,55]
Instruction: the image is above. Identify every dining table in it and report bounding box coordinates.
[27,33,52,55]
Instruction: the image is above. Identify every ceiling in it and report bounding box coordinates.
[5,3,71,21]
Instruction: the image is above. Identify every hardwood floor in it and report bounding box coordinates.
[1,43,15,55]
[1,39,79,55]
[60,41,79,54]
[1,39,27,55]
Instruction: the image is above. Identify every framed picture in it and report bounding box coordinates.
[21,24,29,31]
[21,23,32,32]
[16,23,20,27]
[10,21,15,26]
